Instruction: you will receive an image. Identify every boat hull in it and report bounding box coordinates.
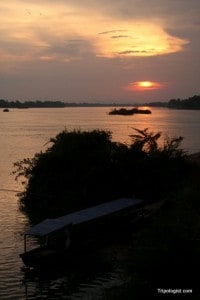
[20,246,69,268]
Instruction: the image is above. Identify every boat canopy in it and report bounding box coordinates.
[24,197,143,237]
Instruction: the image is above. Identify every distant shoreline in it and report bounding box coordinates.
[0,94,200,109]
[0,100,138,109]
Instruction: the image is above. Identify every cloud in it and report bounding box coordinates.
[0,0,199,102]
[98,30,126,35]
[0,0,190,72]
[95,22,189,58]
[118,50,150,55]
[111,35,130,39]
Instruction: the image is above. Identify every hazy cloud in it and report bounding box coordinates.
[98,30,126,35]
[111,35,130,39]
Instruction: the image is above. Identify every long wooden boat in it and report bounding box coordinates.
[20,197,143,268]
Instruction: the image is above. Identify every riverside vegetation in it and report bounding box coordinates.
[1,94,200,109]
[14,128,200,298]
[14,128,187,219]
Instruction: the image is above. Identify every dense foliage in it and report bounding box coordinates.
[14,128,188,219]
[168,95,200,109]
[103,157,200,299]
[108,108,151,115]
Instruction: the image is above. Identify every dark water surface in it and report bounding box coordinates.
[0,107,200,299]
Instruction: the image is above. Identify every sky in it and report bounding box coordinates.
[0,0,200,103]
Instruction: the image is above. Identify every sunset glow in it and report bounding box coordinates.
[95,22,188,58]
[0,0,198,102]
[126,81,162,91]
[0,2,189,68]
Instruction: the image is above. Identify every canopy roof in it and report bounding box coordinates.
[24,197,143,237]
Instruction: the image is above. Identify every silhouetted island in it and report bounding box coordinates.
[109,107,151,115]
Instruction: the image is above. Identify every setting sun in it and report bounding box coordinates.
[138,81,154,88]
[125,81,162,91]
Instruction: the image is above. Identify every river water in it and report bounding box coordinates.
[0,107,200,299]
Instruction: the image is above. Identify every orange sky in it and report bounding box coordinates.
[0,1,199,102]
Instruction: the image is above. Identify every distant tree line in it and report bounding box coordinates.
[148,95,200,109]
[0,99,66,108]
[0,99,131,108]
[1,94,200,109]
[167,95,200,109]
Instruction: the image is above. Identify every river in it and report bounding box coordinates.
[0,107,200,299]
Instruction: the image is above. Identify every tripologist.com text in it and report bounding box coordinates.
[157,288,193,295]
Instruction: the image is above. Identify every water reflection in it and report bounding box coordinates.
[1,107,200,299]
[22,248,123,300]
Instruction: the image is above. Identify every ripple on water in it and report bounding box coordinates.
[18,258,124,300]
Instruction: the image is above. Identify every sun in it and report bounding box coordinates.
[138,81,154,88]
[125,81,162,91]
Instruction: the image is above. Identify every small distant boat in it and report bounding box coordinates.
[109,107,151,115]
[20,197,143,268]
[3,108,9,112]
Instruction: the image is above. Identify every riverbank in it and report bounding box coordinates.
[101,155,200,299]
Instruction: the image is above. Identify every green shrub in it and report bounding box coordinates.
[14,128,188,219]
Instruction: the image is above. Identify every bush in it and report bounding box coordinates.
[14,128,188,219]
